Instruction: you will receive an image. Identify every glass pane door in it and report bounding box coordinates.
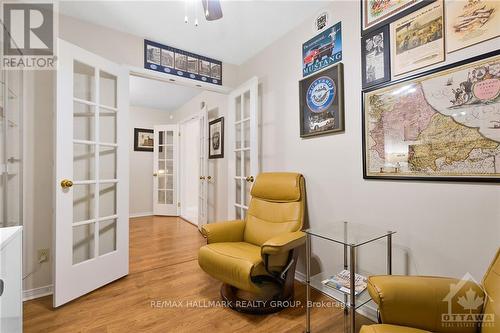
[153,125,178,216]
[72,61,118,264]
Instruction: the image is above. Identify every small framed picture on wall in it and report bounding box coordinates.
[362,25,391,89]
[134,128,154,152]
[299,63,344,138]
[208,117,224,159]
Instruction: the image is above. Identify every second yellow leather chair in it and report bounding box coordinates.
[360,248,500,333]
[198,172,306,313]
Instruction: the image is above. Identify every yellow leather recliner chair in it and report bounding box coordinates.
[360,248,500,333]
[198,172,306,313]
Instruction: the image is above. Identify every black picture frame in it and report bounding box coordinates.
[362,49,500,183]
[299,63,344,138]
[360,0,435,36]
[361,25,391,89]
[134,128,154,152]
[208,117,224,159]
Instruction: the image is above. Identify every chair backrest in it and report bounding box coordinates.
[243,172,305,246]
[481,247,500,333]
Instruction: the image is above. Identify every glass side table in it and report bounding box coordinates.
[305,221,396,333]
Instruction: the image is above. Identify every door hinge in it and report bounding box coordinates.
[178,202,181,207]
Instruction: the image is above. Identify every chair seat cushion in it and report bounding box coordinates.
[360,325,431,333]
[198,242,267,293]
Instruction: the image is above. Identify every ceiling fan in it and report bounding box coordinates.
[201,0,223,21]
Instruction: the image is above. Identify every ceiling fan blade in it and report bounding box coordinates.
[202,0,223,21]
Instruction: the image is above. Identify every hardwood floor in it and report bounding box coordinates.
[24,216,372,332]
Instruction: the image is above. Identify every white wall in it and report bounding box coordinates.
[129,106,175,217]
[236,1,500,280]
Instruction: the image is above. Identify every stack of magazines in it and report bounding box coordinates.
[321,270,368,296]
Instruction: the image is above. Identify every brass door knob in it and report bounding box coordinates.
[60,179,73,188]
[153,172,158,177]
[246,176,254,183]
[207,176,212,180]
[199,176,205,180]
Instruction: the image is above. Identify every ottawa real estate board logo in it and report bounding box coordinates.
[2,1,57,69]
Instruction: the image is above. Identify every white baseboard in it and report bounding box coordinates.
[294,271,378,323]
[129,212,153,219]
[23,285,53,301]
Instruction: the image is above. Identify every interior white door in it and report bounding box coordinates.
[198,106,208,229]
[179,117,200,224]
[55,39,129,307]
[227,77,259,220]
[153,125,178,216]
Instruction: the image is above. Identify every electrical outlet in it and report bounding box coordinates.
[38,248,49,263]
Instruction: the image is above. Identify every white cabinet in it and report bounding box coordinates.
[0,226,22,333]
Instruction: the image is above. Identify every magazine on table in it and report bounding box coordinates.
[321,270,368,296]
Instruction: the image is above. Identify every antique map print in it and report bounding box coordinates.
[364,54,500,180]
[446,0,500,52]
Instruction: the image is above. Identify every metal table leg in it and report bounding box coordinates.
[387,233,392,275]
[306,233,311,333]
[350,245,356,333]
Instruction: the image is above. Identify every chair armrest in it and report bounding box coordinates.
[368,275,484,332]
[200,220,245,244]
[261,231,305,255]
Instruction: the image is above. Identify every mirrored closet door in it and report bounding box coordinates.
[0,69,24,228]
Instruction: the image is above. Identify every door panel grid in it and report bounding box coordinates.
[229,77,259,220]
[72,62,118,265]
[153,125,178,215]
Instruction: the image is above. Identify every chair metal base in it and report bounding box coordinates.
[220,282,294,314]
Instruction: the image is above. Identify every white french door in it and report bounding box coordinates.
[153,125,178,216]
[227,77,259,220]
[55,39,129,307]
[198,106,208,230]
[179,117,200,225]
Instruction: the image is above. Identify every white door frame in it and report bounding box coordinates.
[54,39,129,307]
[153,125,179,216]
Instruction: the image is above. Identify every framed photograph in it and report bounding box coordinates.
[362,0,432,33]
[208,117,224,159]
[200,60,211,77]
[211,63,221,79]
[146,44,160,65]
[362,50,500,182]
[390,0,444,76]
[134,128,154,152]
[161,49,174,68]
[302,22,342,77]
[362,25,391,89]
[187,56,198,73]
[446,0,500,53]
[299,63,344,138]
[174,52,187,71]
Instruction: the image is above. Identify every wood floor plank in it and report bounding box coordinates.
[24,216,373,332]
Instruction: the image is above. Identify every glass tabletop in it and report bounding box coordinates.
[306,221,395,247]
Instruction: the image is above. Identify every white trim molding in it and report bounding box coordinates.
[23,285,53,301]
[129,212,154,219]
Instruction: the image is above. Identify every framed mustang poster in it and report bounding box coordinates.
[299,63,344,138]
[362,50,500,182]
[302,22,342,77]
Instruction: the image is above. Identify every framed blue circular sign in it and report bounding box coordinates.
[306,76,336,113]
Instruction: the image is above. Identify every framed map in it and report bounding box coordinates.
[362,0,431,33]
[446,0,500,53]
[362,50,500,182]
